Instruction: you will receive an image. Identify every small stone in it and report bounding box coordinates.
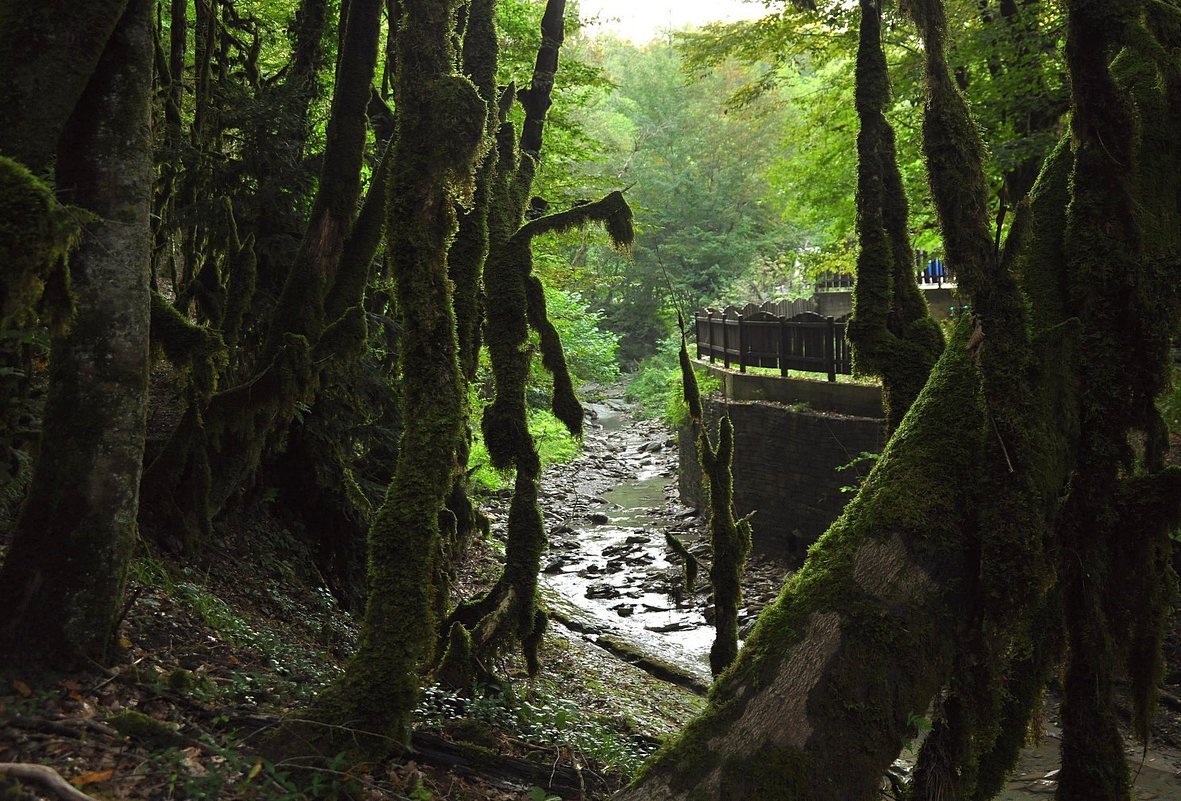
[611,604,635,618]
[543,559,566,574]
[587,512,610,524]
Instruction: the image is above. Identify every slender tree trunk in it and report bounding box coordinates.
[0,0,153,669]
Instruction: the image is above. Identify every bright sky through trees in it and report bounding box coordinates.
[578,0,768,42]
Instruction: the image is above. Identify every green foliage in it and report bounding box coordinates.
[565,36,802,361]
[625,338,720,427]
[535,283,620,385]
[680,1,1069,257]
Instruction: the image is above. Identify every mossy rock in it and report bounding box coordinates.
[107,709,190,748]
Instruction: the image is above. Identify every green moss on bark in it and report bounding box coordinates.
[0,157,80,334]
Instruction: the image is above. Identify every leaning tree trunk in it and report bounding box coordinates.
[618,337,991,801]
[616,1,1078,797]
[0,0,153,669]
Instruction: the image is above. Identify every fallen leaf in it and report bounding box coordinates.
[73,769,114,787]
[60,679,82,692]
[246,759,263,781]
[12,680,31,697]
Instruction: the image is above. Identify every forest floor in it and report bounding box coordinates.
[2,390,1181,800]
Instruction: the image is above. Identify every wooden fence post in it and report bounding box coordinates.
[738,313,746,373]
[722,311,730,369]
[778,315,789,377]
[825,315,837,382]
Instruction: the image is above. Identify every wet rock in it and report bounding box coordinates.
[611,604,635,618]
[625,534,651,545]
[550,523,575,535]
[604,560,626,574]
[543,559,567,574]
[646,621,700,633]
[586,583,621,600]
[602,543,633,558]
[582,564,601,575]
[587,512,610,525]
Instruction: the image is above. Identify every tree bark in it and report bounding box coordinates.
[0,0,129,173]
[0,0,153,669]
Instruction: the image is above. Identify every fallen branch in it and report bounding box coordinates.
[0,764,101,801]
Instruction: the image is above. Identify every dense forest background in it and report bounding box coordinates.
[2,0,1181,799]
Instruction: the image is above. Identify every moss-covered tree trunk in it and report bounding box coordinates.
[618,338,990,800]
[272,0,488,756]
[139,0,384,545]
[0,0,129,173]
[845,0,943,435]
[0,0,153,669]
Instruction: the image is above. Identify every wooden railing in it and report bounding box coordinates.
[693,302,852,382]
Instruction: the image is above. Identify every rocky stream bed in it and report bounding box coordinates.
[479,387,1181,799]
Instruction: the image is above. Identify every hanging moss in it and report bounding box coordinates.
[846,0,943,436]
[512,190,634,437]
[0,156,81,334]
[149,291,225,400]
[665,532,699,594]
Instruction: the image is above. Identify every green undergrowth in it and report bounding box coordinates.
[414,683,658,777]
[128,557,343,706]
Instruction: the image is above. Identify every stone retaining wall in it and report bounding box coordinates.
[680,396,884,563]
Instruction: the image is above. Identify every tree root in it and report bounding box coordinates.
[0,764,101,801]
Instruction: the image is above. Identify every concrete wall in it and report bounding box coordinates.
[680,396,884,564]
[814,287,962,322]
[696,360,883,418]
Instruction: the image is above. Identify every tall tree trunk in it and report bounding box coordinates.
[263,0,489,759]
[0,0,153,669]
